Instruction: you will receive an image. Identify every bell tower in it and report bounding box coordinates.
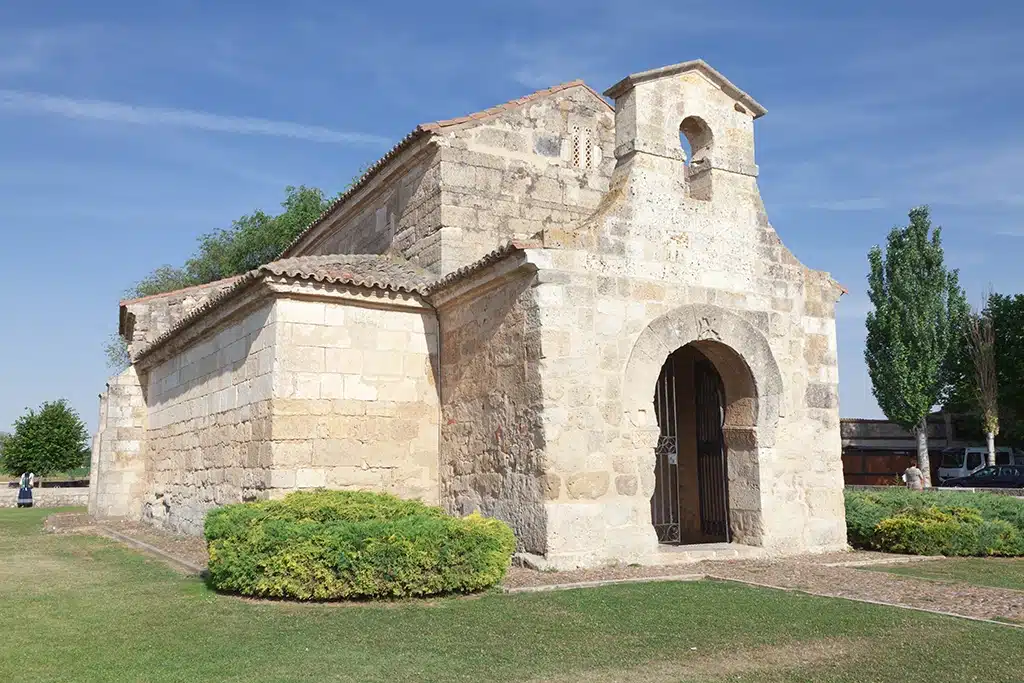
[603,60,766,202]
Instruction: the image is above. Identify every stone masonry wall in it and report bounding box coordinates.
[121,278,242,359]
[438,86,614,274]
[269,292,439,503]
[438,270,547,554]
[302,146,444,273]
[143,303,277,534]
[1,486,89,508]
[89,366,147,519]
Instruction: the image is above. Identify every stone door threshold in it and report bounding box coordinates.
[652,542,767,565]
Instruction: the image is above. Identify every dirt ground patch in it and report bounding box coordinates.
[44,513,209,571]
[43,512,96,533]
[532,636,871,682]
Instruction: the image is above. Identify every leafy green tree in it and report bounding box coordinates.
[0,431,9,472]
[865,206,969,486]
[1,400,90,478]
[101,185,336,370]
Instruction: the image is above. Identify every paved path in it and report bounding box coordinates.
[507,552,1024,625]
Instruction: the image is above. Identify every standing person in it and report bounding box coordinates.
[903,460,925,491]
[16,472,33,508]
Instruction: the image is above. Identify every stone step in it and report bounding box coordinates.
[651,542,767,566]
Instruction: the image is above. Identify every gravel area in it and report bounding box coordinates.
[699,556,1024,623]
[507,550,1024,623]
[503,551,901,589]
[42,514,1024,622]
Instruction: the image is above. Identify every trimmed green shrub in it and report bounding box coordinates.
[873,506,1020,556]
[845,489,1024,556]
[204,490,516,600]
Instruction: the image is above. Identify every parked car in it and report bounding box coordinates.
[941,465,1024,489]
[937,446,1024,483]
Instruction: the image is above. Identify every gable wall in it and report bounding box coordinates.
[294,145,444,273]
[122,278,242,359]
[437,86,615,274]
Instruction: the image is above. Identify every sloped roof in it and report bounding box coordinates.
[279,80,611,258]
[133,253,433,363]
[423,241,539,295]
[262,254,432,292]
[603,59,767,118]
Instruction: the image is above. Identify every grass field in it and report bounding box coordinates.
[867,557,1024,591]
[1,508,1022,682]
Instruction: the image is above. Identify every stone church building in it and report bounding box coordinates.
[89,60,848,569]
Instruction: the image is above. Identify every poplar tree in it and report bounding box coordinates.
[865,206,968,486]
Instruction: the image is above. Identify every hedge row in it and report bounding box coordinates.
[204,490,516,600]
[845,488,1024,556]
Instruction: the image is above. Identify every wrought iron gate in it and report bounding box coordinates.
[695,360,730,542]
[651,357,680,543]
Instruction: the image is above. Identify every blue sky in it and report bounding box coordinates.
[1,1,1021,434]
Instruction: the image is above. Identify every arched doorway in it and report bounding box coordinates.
[650,341,755,545]
[623,303,783,550]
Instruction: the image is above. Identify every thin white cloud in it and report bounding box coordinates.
[0,89,389,145]
[810,197,886,212]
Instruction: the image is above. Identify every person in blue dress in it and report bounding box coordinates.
[16,472,33,508]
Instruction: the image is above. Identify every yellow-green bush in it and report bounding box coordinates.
[845,489,1024,556]
[204,490,516,600]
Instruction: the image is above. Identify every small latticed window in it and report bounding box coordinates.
[570,125,593,170]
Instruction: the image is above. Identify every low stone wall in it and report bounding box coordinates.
[0,487,89,508]
[846,485,1024,498]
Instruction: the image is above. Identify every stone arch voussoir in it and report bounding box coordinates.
[623,304,783,438]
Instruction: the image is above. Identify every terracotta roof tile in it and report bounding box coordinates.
[262,254,433,293]
[423,240,541,295]
[133,254,433,363]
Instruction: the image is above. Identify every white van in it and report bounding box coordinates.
[937,446,1024,483]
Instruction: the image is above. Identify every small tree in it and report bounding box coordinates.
[0,431,9,473]
[1,400,90,481]
[966,309,999,465]
[865,206,969,487]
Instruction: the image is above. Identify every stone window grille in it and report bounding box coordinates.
[570,125,593,170]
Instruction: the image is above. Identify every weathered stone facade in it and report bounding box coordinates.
[92,60,847,569]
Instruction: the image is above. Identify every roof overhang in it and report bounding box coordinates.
[604,59,767,119]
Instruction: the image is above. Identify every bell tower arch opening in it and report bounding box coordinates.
[679,116,714,201]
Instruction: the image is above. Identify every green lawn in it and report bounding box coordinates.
[1,508,1022,683]
[866,557,1024,591]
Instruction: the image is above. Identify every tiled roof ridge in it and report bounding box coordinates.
[278,80,610,258]
[119,274,243,306]
[419,80,610,131]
